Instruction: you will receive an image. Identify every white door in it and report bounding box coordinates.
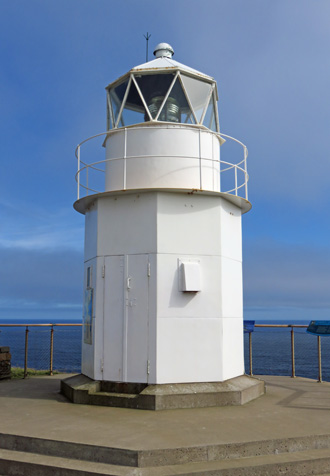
[126,254,149,383]
[103,255,125,381]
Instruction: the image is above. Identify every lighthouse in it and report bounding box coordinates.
[62,43,264,409]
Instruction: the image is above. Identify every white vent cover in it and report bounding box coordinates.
[179,261,201,292]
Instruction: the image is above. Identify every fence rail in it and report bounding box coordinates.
[245,324,328,382]
[1,323,328,382]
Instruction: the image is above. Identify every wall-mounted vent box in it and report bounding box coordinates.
[179,261,201,292]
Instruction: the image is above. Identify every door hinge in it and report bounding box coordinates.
[147,262,151,277]
[102,265,105,278]
[147,360,150,375]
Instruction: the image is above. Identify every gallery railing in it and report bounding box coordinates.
[74,128,249,201]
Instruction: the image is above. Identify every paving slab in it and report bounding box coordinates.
[0,374,330,452]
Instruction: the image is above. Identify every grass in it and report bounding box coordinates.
[11,367,60,379]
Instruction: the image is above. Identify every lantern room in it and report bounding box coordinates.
[103,43,226,194]
[106,43,219,132]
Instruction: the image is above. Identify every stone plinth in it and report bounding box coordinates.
[61,374,264,410]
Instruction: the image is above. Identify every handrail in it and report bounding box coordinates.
[255,324,308,328]
[74,126,249,201]
[246,323,323,382]
[1,322,326,382]
[0,323,82,378]
[0,323,81,327]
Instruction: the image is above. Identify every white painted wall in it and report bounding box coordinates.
[81,191,245,384]
[97,194,157,256]
[156,318,223,383]
[81,256,104,380]
[104,125,220,193]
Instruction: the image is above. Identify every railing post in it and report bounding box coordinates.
[234,166,238,196]
[49,326,54,376]
[123,128,127,190]
[249,332,253,376]
[244,146,248,200]
[86,166,89,196]
[24,326,29,379]
[318,336,322,383]
[77,145,80,200]
[199,129,202,190]
[291,326,296,378]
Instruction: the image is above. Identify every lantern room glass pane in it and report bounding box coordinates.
[181,75,212,123]
[203,93,217,132]
[120,80,148,126]
[109,79,129,126]
[135,73,175,119]
[157,77,195,124]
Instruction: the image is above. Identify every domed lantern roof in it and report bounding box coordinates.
[105,43,220,134]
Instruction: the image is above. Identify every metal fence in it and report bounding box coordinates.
[0,324,82,378]
[244,324,330,382]
[1,323,329,382]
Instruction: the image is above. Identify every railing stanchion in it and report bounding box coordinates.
[291,326,296,378]
[86,166,89,196]
[244,146,248,200]
[77,145,80,200]
[199,129,202,190]
[249,331,253,376]
[318,336,322,383]
[235,166,238,196]
[123,128,127,190]
[50,326,54,376]
[24,326,29,379]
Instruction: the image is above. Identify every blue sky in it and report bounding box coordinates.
[0,0,329,322]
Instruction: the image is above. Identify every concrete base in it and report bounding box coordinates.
[2,375,330,474]
[61,374,264,410]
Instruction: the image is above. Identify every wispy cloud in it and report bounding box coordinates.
[0,199,84,251]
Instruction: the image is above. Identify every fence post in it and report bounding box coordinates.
[291,326,296,378]
[24,326,29,379]
[318,336,322,383]
[49,326,54,376]
[249,332,253,376]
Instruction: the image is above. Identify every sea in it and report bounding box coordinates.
[1,318,330,381]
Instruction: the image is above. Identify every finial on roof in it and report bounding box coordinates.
[153,43,174,59]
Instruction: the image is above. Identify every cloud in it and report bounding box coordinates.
[0,199,84,251]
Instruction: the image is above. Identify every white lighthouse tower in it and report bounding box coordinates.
[62,43,264,409]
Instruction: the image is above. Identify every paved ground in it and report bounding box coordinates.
[0,374,330,450]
